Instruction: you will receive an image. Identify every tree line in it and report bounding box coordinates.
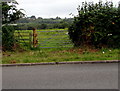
[16,16,74,30]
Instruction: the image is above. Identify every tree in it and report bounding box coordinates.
[2,1,25,24]
[68,1,120,48]
[30,15,36,20]
[38,17,43,19]
[2,1,25,51]
[40,23,47,29]
[56,16,61,20]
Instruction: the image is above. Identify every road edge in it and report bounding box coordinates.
[0,60,119,67]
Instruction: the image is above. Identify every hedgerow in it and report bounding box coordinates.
[68,1,120,48]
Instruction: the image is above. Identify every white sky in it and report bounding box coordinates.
[16,0,120,18]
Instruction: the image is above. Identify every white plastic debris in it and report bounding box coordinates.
[108,34,112,36]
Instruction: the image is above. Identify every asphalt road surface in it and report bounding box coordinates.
[2,63,118,89]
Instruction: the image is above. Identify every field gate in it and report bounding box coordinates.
[14,29,38,48]
[37,29,73,48]
[15,29,73,48]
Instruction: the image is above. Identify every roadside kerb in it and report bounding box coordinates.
[0,60,119,67]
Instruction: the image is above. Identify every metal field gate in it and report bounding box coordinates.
[37,30,73,48]
[14,30,33,47]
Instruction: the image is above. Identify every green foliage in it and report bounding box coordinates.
[40,23,47,29]
[2,25,15,51]
[16,18,73,30]
[2,1,25,51]
[2,2,25,24]
[68,1,120,48]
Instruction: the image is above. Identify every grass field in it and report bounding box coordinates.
[2,29,119,64]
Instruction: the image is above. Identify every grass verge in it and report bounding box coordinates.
[2,48,119,64]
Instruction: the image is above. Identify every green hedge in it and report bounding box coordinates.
[68,1,120,48]
[2,25,16,51]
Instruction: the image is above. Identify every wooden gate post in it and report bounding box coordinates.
[33,28,38,48]
[29,32,32,48]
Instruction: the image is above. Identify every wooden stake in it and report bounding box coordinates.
[33,28,38,48]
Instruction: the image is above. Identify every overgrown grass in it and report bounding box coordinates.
[2,48,119,64]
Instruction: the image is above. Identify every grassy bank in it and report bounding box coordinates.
[2,48,119,64]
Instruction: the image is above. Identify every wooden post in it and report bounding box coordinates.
[29,32,32,48]
[33,28,38,48]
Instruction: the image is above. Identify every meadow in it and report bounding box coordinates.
[2,29,119,64]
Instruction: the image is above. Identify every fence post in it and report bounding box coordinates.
[33,28,38,48]
[29,32,32,48]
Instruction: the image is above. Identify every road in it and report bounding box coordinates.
[2,63,118,89]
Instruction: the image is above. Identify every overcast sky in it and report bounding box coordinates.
[16,0,120,18]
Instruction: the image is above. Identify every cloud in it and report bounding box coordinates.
[17,0,120,18]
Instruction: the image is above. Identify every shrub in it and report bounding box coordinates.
[68,1,120,48]
[2,25,16,51]
[2,1,25,51]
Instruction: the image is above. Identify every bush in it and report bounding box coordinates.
[2,25,16,51]
[68,1,120,48]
